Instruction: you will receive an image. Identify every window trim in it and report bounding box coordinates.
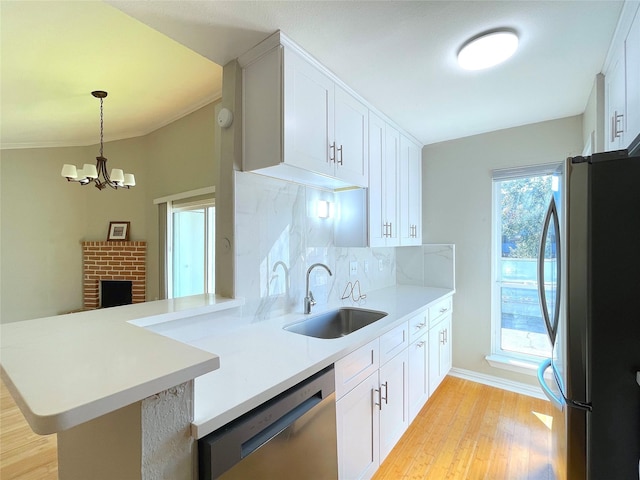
[489,163,559,367]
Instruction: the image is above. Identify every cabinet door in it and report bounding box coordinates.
[440,315,453,377]
[283,48,334,176]
[605,51,626,151]
[407,139,422,243]
[335,86,368,187]
[368,113,386,247]
[428,324,443,396]
[384,126,400,245]
[379,350,409,462]
[408,332,429,423]
[399,135,422,245]
[429,315,453,396]
[625,10,640,145]
[336,372,379,480]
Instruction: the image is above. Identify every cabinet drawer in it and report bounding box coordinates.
[335,338,379,399]
[379,322,409,365]
[428,297,452,328]
[408,310,428,343]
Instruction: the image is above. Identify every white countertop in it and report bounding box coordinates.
[142,285,454,439]
[0,287,452,439]
[0,294,243,434]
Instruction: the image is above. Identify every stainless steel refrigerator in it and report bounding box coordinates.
[537,149,640,479]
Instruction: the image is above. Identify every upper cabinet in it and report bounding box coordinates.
[241,34,368,189]
[399,135,422,246]
[369,113,400,247]
[368,115,423,248]
[605,3,640,151]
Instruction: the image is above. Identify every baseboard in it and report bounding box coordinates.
[449,367,546,400]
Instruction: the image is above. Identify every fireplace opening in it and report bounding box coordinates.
[101,280,133,308]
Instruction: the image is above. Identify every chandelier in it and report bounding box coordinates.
[61,91,135,190]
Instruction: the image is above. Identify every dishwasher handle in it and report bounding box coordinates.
[199,365,335,479]
[241,393,321,457]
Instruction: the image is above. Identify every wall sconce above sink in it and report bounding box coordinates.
[317,200,332,219]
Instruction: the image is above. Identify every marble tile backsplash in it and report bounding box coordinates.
[235,172,396,320]
[396,243,455,289]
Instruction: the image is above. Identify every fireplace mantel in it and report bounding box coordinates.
[82,241,146,309]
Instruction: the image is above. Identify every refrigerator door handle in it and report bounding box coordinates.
[537,197,561,345]
[537,359,565,411]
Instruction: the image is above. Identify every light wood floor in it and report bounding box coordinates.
[0,376,553,479]
[374,376,554,480]
[0,380,58,479]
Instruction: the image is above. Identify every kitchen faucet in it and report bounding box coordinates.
[271,261,290,296]
[304,263,332,314]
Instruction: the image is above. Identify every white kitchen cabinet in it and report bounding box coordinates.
[605,3,640,151]
[242,39,368,188]
[428,313,452,396]
[336,371,380,480]
[368,112,400,247]
[399,134,422,245]
[407,310,429,423]
[378,349,409,462]
[283,46,334,177]
[624,8,640,146]
[334,85,369,186]
[335,322,408,479]
[605,50,627,151]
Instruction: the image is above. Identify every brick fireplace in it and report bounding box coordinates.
[82,241,146,309]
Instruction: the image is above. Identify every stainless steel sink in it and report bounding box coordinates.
[284,308,388,339]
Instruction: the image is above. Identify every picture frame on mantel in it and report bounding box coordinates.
[107,221,130,241]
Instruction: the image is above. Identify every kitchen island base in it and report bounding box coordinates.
[58,381,194,480]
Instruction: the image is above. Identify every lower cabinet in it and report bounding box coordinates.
[428,313,452,396]
[407,329,429,423]
[336,371,380,480]
[336,296,453,480]
[378,349,409,461]
[336,324,408,480]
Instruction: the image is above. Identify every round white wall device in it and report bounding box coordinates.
[217,108,234,128]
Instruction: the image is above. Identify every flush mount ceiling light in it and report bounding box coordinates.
[457,29,519,71]
[61,91,135,190]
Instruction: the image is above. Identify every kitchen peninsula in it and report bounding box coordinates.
[1,282,453,480]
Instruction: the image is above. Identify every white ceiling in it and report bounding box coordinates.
[1,1,625,149]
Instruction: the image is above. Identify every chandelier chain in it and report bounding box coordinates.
[99,97,104,158]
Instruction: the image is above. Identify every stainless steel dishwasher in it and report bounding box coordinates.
[198,365,337,480]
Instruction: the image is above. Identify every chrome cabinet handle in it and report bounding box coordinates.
[417,340,426,348]
[415,321,426,330]
[329,142,336,163]
[381,381,388,405]
[612,111,624,141]
[374,387,383,410]
[439,307,448,313]
[337,145,343,165]
[440,330,445,345]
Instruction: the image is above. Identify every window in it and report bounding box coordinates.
[155,188,215,299]
[171,201,215,298]
[491,164,559,364]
